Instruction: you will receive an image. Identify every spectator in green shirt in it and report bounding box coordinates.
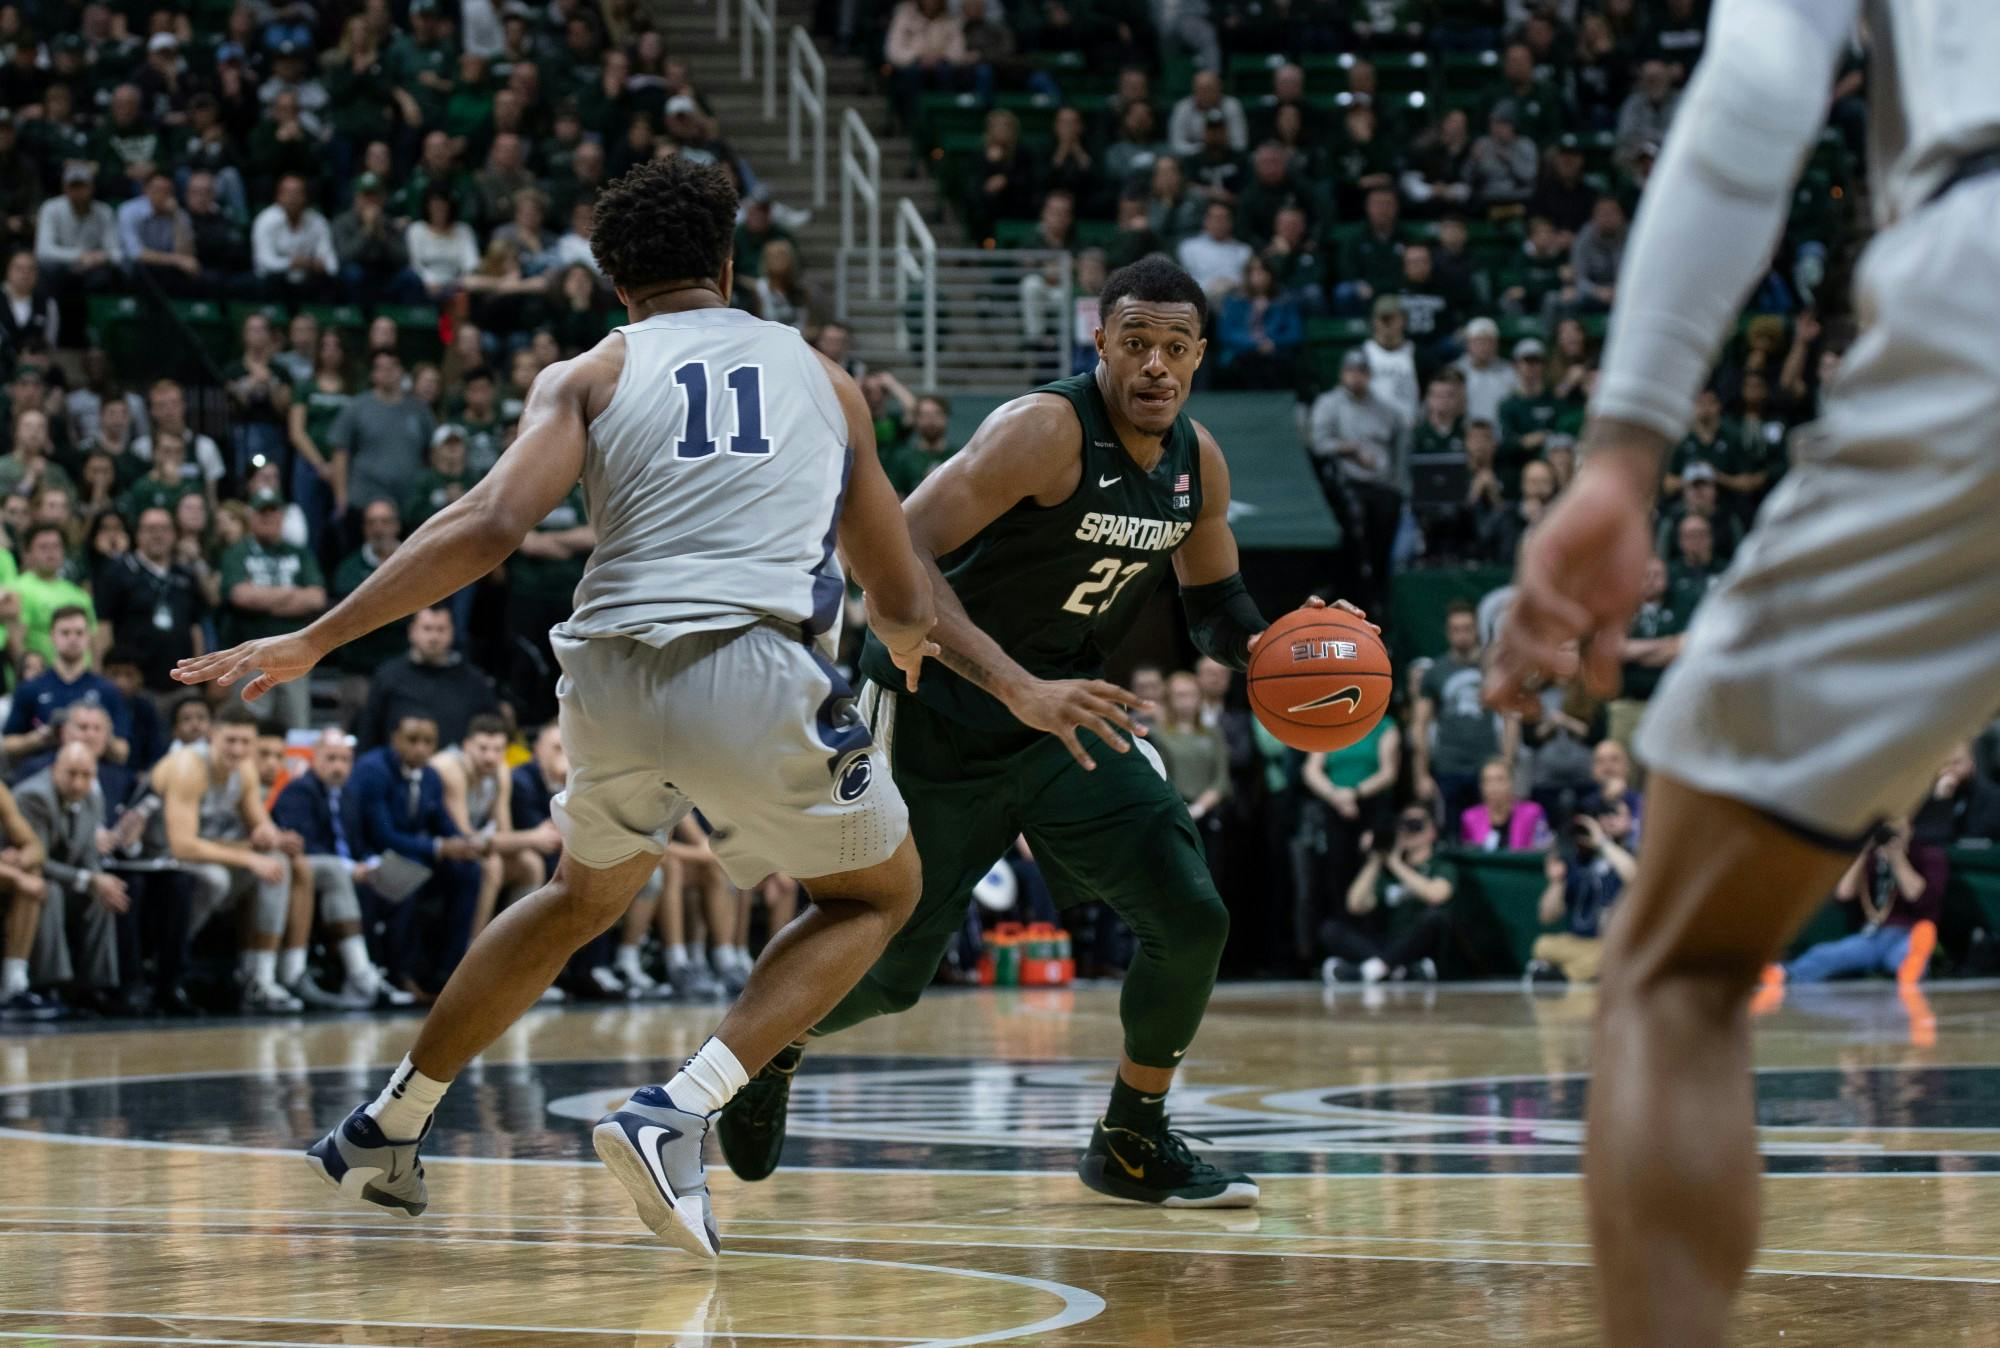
[1666,514,1722,624]
[406,424,481,526]
[884,394,955,498]
[1497,338,1560,486]
[505,487,591,726]
[115,432,201,528]
[330,497,412,692]
[1335,186,1408,314]
[388,0,457,130]
[1656,462,1744,565]
[218,490,325,729]
[1665,386,1753,499]
[732,188,794,281]
[7,522,93,665]
[1326,806,1460,984]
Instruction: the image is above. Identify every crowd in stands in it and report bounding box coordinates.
[0,0,1986,1022]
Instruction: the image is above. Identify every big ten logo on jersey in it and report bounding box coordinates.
[1292,638,1359,663]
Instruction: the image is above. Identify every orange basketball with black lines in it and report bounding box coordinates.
[1246,607,1393,753]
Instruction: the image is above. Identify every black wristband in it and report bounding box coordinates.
[1181,573,1268,673]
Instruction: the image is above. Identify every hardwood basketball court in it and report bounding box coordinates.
[5,981,1998,1345]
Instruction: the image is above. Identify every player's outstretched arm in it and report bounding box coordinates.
[1173,424,1372,665]
[817,352,937,691]
[902,394,1148,769]
[173,349,609,700]
[1490,0,1858,711]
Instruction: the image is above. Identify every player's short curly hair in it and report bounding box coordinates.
[1099,253,1208,327]
[590,156,739,294]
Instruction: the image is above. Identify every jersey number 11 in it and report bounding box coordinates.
[673,361,773,460]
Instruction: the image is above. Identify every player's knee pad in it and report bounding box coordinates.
[1675,0,1829,196]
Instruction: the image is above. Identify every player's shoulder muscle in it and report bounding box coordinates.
[538,332,626,427]
[946,391,1084,498]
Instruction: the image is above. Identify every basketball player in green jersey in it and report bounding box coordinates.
[718,255,1364,1206]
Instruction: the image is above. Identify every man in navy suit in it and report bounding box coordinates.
[272,728,412,1008]
[344,714,486,994]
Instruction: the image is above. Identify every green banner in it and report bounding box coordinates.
[944,388,1340,550]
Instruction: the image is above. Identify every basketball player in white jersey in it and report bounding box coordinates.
[1487,1,2000,1341]
[173,156,942,1258]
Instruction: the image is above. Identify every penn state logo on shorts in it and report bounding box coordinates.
[832,748,874,804]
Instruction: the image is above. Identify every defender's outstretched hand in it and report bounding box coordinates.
[1487,441,1658,713]
[173,632,325,702]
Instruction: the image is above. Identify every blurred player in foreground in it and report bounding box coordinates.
[1488,2,2000,1342]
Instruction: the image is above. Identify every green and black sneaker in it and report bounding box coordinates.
[1077,1118,1260,1208]
[715,1041,804,1182]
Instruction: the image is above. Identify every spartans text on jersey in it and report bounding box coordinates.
[1074,513,1194,551]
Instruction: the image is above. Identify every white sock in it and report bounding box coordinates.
[1,957,26,998]
[278,947,307,988]
[666,943,689,967]
[337,936,375,985]
[614,943,643,976]
[732,944,752,969]
[248,949,278,989]
[365,1053,451,1141]
[665,1036,748,1117]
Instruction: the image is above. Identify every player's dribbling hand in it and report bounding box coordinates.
[1486,426,1660,714]
[172,632,325,701]
[883,628,943,693]
[1012,677,1150,772]
[1246,595,1379,654]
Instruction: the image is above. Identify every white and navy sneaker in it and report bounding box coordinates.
[593,1086,720,1258]
[304,1106,431,1217]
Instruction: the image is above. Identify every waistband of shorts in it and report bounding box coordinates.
[1925,145,2000,207]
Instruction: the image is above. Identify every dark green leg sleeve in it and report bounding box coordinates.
[1023,734,1230,1070]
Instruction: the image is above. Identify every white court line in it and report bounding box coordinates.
[18,1210,2000,1268]
[0,1229,1103,1348]
[4,1221,1995,1291]
[0,1333,397,1348]
[0,1308,907,1344]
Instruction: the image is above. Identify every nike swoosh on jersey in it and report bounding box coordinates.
[1098,474,1122,487]
[1288,686,1363,715]
[636,1123,683,1195]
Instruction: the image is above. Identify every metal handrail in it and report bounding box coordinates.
[740,0,777,121]
[840,108,882,300]
[893,199,938,390]
[788,27,827,208]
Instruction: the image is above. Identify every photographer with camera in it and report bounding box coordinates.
[1526,793,1638,985]
[1321,806,1458,984]
[1767,816,1942,988]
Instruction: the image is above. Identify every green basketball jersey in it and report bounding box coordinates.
[859,371,1204,731]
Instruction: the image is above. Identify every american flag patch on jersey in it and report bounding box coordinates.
[1172,473,1190,493]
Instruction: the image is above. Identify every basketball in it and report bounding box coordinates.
[1246,607,1393,753]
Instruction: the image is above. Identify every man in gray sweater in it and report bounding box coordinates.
[34,162,122,298]
[1307,349,1408,611]
[326,348,435,545]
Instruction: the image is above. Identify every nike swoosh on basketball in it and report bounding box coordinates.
[1107,1142,1146,1179]
[1098,474,1122,487]
[637,1123,682,1194]
[1288,686,1363,715]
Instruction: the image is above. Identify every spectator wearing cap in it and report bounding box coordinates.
[1452,319,1515,428]
[218,489,325,730]
[1308,350,1407,609]
[1177,202,1254,305]
[1363,295,1421,426]
[2,604,130,766]
[1168,70,1247,158]
[34,162,122,305]
[1465,100,1539,207]
[1498,339,1560,481]
[1656,462,1744,566]
[8,524,93,666]
[1182,108,1248,208]
[251,173,339,303]
[333,173,423,304]
[389,0,459,130]
[1335,187,1406,316]
[133,29,193,120]
[1530,135,1596,244]
[258,37,330,127]
[325,349,435,537]
[1665,386,1752,500]
[1616,59,1679,175]
[94,507,206,700]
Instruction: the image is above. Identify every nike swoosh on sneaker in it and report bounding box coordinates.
[1098,474,1122,487]
[1106,1142,1145,1179]
[637,1123,682,1194]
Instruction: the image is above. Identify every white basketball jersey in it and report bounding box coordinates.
[560,307,851,651]
[1864,0,2000,223]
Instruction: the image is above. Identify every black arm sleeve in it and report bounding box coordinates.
[1181,573,1268,673]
